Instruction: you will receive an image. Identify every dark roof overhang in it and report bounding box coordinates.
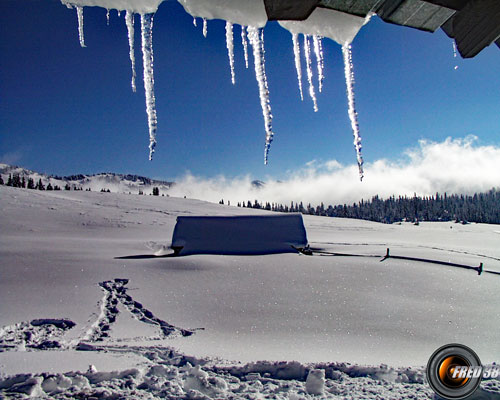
[263,0,500,58]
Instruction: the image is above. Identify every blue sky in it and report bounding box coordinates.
[0,0,499,183]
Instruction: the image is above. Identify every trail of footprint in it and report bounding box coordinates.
[82,279,194,343]
[0,279,196,351]
[81,281,120,343]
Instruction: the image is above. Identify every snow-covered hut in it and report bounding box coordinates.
[171,214,308,256]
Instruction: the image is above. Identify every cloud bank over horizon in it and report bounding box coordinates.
[167,136,500,206]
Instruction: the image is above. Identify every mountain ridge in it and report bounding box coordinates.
[0,163,174,194]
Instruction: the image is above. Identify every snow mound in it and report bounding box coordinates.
[60,0,163,14]
[178,0,267,27]
[3,353,499,399]
[0,319,76,352]
[171,214,308,255]
[306,368,325,395]
[279,7,369,46]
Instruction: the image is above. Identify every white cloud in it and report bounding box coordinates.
[168,136,500,206]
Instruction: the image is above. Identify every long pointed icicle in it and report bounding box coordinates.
[241,25,249,69]
[248,26,274,165]
[260,28,273,164]
[225,22,236,84]
[202,18,207,38]
[140,13,158,160]
[76,6,86,48]
[303,35,318,112]
[125,11,137,93]
[291,33,304,101]
[313,35,324,92]
[452,41,458,70]
[106,9,110,26]
[342,44,364,181]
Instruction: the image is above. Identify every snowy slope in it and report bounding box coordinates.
[0,163,172,194]
[1,185,499,398]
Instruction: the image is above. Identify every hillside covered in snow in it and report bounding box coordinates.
[0,163,172,195]
[1,183,499,398]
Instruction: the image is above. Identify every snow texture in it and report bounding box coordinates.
[343,44,364,180]
[5,352,486,399]
[125,11,137,93]
[304,34,319,112]
[81,279,193,342]
[171,214,308,255]
[279,7,367,46]
[178,0,267,28]
[0,320,75,352]
[248,26,274,165]
[1,184,500,398]
[292,33,304,101]
[225,21,236,84]
[140,13,158,161]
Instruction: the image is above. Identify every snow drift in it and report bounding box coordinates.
[171,214,308,255]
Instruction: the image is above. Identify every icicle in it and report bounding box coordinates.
[342,44,363,181]
[318,37,324,70]
[106,9,110,26]
[248,26,274,165]
[125,11,137,93]
[291,34,304,101]
[76,6,86,48]
[193,17,197,27]
[140,14,158,160]
[241,25,249,69]
[313,35,324,92]
[452,41,458,70]
[202,18,207,38]
[303,35,318,112]
[225,21,236,84]
[117,10,121,17]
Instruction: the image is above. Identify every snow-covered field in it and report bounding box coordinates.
[1,185,499,399]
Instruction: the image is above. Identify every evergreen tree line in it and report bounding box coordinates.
[231,188,500,224]
[2,174,63,191]
[1,173,88,191]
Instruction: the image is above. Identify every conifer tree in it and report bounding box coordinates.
[27,177,35,189]
[11,174,20,187]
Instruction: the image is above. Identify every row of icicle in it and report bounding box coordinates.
[71,7,364,179]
